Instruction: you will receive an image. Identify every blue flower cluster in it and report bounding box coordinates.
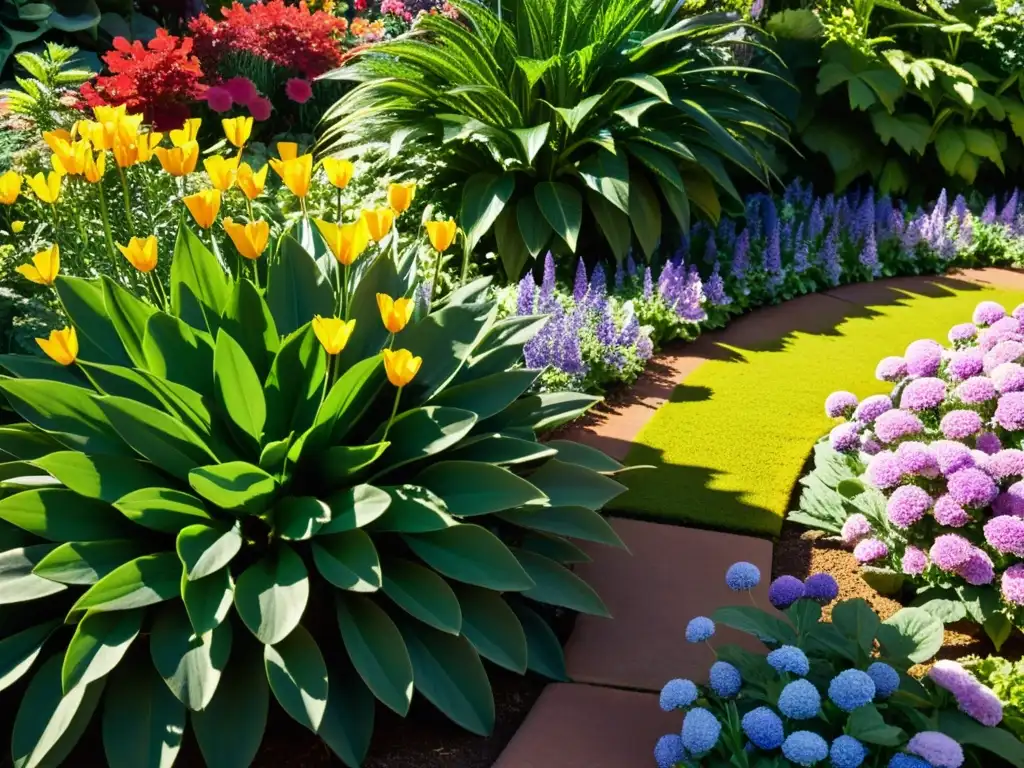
[778,679,821,719]
[725,561,761,591]
[685,616,715,643]
[766,645,810,676]
[828,670,877,712]
[708,661,741,697]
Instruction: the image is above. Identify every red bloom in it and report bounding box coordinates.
[285,77,312,104]
[224,76,258,105]
[206,86,234,112]
[189,1,347,80]
[248,96,273,121]
[79,29,207,130]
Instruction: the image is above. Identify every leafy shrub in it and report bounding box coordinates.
[0,43,92,134]
[319,0,785,279]
[962,655,1024,741]
[789,298,1024,649]
[653,562,1024,768]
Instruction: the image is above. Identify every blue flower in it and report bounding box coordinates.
[783,731,829,766]
[769,575,805,608]
[778,679,821,719]
[709,661,742,697]
[889,756,932,768]
[866,662,900,699]
[830,735,867,768]
[726,561,761,591]
[681,707,722,755]
[803,573,839,603]
[766,645,810,677]
[828,669,876,712]
[654,734,686,768]
[659,678,698,711]
[685,616,715,643]
[741,707,784,749]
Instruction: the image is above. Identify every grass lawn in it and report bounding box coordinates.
[610,279,1024,537]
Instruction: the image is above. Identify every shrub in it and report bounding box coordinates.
[653,562,1024,768]
[789,299,1024,649]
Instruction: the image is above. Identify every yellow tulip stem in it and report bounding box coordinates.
[71,189,89,251]
[245,196,254,222]
[336,188,343,224]
[117,165,136,236]
[140,167,155,227]
[49,203,60,245]
[300,197,308,221]
[147,271,165,310]
[459,238,471,287]
[431,248,443,299]
[96,183,119,267]
[381,386,403,442]
[387,332,395,350]
[392,221,399,264]
[317,354,340,414]
[251,259,261,292]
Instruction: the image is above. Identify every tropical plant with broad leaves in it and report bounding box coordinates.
[0,215,632,767]
[1,0,101,72]
[318,0,786,280]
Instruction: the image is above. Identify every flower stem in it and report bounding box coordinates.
[117,165,135,236]
[96,184,118,267]
[141,167,155,228]
[431,248,443,299]
[148,271,167,310]
[381,387,402,442]
[336,187,343,223]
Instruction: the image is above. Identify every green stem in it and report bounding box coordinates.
[431,248,443,299]
[342,264,350,320]
[252,258,261,291]
[96,184,118,267]
[392,220,399,264]
[147,271,165,310]
[336,187,343,224]
[300,197,308,221]
[117,165,135,236]
[459,238,471,287]
[141,167,155,229]
[71,189,88,254]
[49,203,60,245]
[381,387,402,442]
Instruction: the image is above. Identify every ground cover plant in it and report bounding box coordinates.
[0,104,633,768]
[654,562,1024,768]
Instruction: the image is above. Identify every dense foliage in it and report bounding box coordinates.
[654,562,1024,768]
[319,0,785,279]
[963,655,1024,742]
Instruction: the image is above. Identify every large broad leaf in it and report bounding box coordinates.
[150,603,232,711]
[711,605,798,646]
[101,276,158,369]
[870,111,930,155]
[534,181,582,252]
[370,486,456,533]
[191,639,269,768]
[546,440,623,472]
[514,549,609,616]
[314,443,389,488]
[414,461,547,516]
[446,434,556,466]
[587,190,632,263]
[0,620,61,694]
[0,544,67,605]
[214,329,267,447]
[397,617,495,736]
[114,487,212,534]
[188,462,277,514]
[403,524,534,591]
[11,654,105,768]
[102,661,186,768]
[628,171,662,258]
[461,172,515,252]
[336,593,414,716]
[878,607,944,664]
[429,369,539,420]
[381,557,461,634]
[171,224,229,334]
[221,278,278,382]
[500,505,624,547]
[265,624,328,733]
[181,565,234,635]
[69,552,180,615]
[33,451,166,503]
[481,391,599,433]
[578,149,629,213]
[266,235,334,337]
[832,598,880,656]
[452,584,527,673]
[319,484,392,534]
[312,530,382,592]
[516,196,552,259]
[0,488,134,542]
[527,459,625,510]
[62,608,143,694]
[509,599,567,680]
[494,203,532,283]
[234,545,309,645]
[0,354,82,386]
[845,704,905,746]
[319,665,375,768]
[263,324,326,442]
[142,313,215,399]
[54,275,130,366]
[938,710,1024,767]
[370,407,477,476]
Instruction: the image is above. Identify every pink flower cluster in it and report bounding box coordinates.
[927,660,1003,726]
[204,76,274,120]
[826,300,1024,612]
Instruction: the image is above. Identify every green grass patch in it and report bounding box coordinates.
[613,282,1024,537]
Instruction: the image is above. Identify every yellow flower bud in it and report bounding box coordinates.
[269,153,313,198]
[382,348,422,388]
[237,163,268,201]
[36,326,78,366]
[154,142,200,176]
[360,207,394,242]
[15,244,60,285]
[27,171,62,204]
[312,315,357,356]
[323,157,355,189]
[277,141,299,161]
[425,218,457,253]
[0,171,22,205]
[82,149,106,184]
[222,217,270,260]
[222,116,253,148]
[11,221,25,234]
[204,154,239,192]
[387,182,416,214]
[117,236,158,273]
[183,189,222,230]
[314,218,371,266]
[170,118,202,148]
[376,293,414,334]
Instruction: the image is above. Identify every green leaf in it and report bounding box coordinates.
[315,443,390,487]
[870,111,930,155]
[519,531,591,563]
[114,487,212,534]
[180,565,233,635]
[414,460,547,516]
[527,459,625,510]
[62,608,142,694]
[878,607,944,663]
[234,546,309,645]
[319,484,392,534]
[150,602,232,711]
[534,181,582,252]
[711,605,798,645]
[171,224,229,334]
[516,196,552,258]
[265,624,328,733]
[984,613,1012,651]
[54,275,130,366]
[935,128,967,175]
[403,524,534,591]
[33,451,166,503]
[274,496,332,540]
[312,530,382,592]
[70,552,180,615]
[452,584,526,673]
[142,313,214,399]
[191,639,268,768]
[0,620,60,694]
[381,557,461,634]
[102,661,185,768]
[0,354,82,386]
[0,488,133,541]
[845,704,905,746]
[429,369,539,420]
[511,123,549,164]
[446,434,557,466]
[319,665,374,767]
[831,598,880,656]
[545,440,623,473]
[370,485,456,532]
[263,325,326,443]
[397,617,495,736]
[577,149,630,214]
[494,202,532,283]
[221,277,278,382]
[628,171,662,258]
[266,235,335,337]
[101,276,158,369]
[336,593,414,715]
[371,407,477,476]
[500,505,624,547]
[188,462,278,514]
[0,545,67,604]
[586,190,632,263]
[513,548,608,616]
[552,93,604,133]
[938,709,1024,767]
[214,329,267,446]
[509,600,566,680]
[461,172,515,252]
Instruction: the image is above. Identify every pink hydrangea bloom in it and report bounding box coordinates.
[955,376,997,404]
[939,410,982,440]
[902,546,928,575]
[205,86,233,112]
[895,442,938,478]
[946,349,984,380]
[825,391,858,418]
[285,77,313,104]
[976,432,1002,454]
[874,409,924,443]
[928,660,1003,727]
[853,538,888,564]
[984,516,1024,555]
[224,76,257,105]
[866,451,903,489]
[875,356,908,382]
[841,514,872,546]
[946,468,997,508]
[886,485,932,528]
[991,362,1024,392]
[995,391,1024,430]
[1002,563,1024,605]
[973,300,1007,326]
[933,494,970,527]
[900,377,947,411]
[930,534,974,571]
[958,548,994,585]
[853,394,892,423]
[905,339,942,377]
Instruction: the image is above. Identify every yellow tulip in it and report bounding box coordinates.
[0,171,22,205]
[36,326,78,366]
[42,128,73,151]
[117,236,158,273]
[222,217,270,260]
[382,348,422,388]
[43,131,85,175]
[222,116,253,148]
[82,149,106,184]
[170,118,201,148]
[116,112,145,146]
[236,163,268,201]
[204,154,239,192]
[75,119,112,152]
[11,221,25,234]
[425,218,458,252]
[27,171,62,204]
[136,132,163,162]
[277,142,299,161]
[387,182,416,214]
[269,153,313,198]
[183,189,221,230]
[314,218,370,266]
[360,207,394,242]
[154,142,200,176]
[323,157,355,189]
[376,293,414,334]
[113,138,139,169]
[15,244,60,285]
[92,104,127,126]
[312,315,357,355]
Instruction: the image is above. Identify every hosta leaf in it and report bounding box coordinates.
[370,485,456,533]
[527,459,626,510]
[62,608,143,694]
[114,487,212,534]
[336,593,414,715]
[878,607,944,664]
[188,462,278,514]
[712,606,798,645]
[403,524,534,591]
[628,171,662,258]
[0,489,134,541]
[370,407,477,476]
[171,217,229,334]
[192,639,269,768]
[0,544,67,604]
[0,354,82,386]
[33,451,166,502]
[482,391,599,433]
[381,557,461,634]
[102,661,185,768]
[214,329,267,446]
[54,275,131,366]
[545,440,624,473]
[832,598,880,656]
[509,599,567,680]
[312,530,382,593]
[534,181,582,251]
[516,196,552,259]
[234,545,309,645]
[460,172,514,252]
[316,355,386,446]
[221,277,278,382]
[101,276,159,369]
[275,496,332,540]
[500,505,624,547]
[520,531,591,563]
[414,460,547,516]
[315,443,389,487]
[265,234,334,338]
[577,147,630,213]
[319,484,392,534]
[265,624,329,733]
[452,584,527,673]
[446,434,556,465]
[150,602,232,711]
[429,369,540,421]
[263,324,325,443]
[319,666,374,767]
[181,567,233,635]
[142,313,215,400]
[176,523,242,581]
[513,549,609,616]
[0,620,61,694]
[69,552,181,616]
[397,617,495,736]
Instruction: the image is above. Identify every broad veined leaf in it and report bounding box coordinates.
[54,275,131,366]
[938,709,1024,767]
[214,329,267,446]
[586,190,632,263]
[414,461,547,516]
[312,530,382,592]
[878,607,944,664]
[101,275,159,369]
[370,407,477,476]
[181,566,234,635]
[0,488,134,542]
[403,524,534,591]
[545,440,624,472]
[494,203,532,283]
[315,443,390,488]
[265,624,329,733]
[452,584,527,673]
[509,599,567,680]
[62,608,143,694]
[445,434,557,466]
[142,312,215,399]
[262,324,326,443]
[381,556,461,634]
[102,661,186,768]
[534,181,582,252]
[461,172,515,251]
[336,593,414,715]
[577,148,630,214]
[516,196,552,258]
[114,487,212,534]
[870,111,931,156]
[552,92,604,133]
[150,602,232,711]
[319,665,374,768]
[188,462,278,514]
[221,277,279,382]
[234,545,309,645]
[429,369,540,420]
[628,171,662,258]
[511,123,549,164]
[513,548,609,616]
[500,505,624,547]
[520,531,591,564]
[275,496,332,540]
[0,620,61,694]
[527,459,626,510]
[370,485,456,533]
[33,451,166,503]
[845,703,905,746]
[0,544,67,605]
[319,484,392,534]
[266,235,336,337]
[69,552,181,615]
[0,354,82,386]
[170,224,229,334]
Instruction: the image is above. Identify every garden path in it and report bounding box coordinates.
[492,268,1024,768]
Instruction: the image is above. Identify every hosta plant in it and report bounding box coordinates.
[0,216,630,768]
[653,562,1024,768]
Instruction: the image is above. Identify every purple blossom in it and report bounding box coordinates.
[985,340,1024,373]
[1001,563,1024,605]
[907,732,964,768]
[803,573,839,603]
[809,199,824,239]
[986,449,1024,480]
[732,229,750,280]
[1014,303,1024,322]
[990,316,1022,335]
[995,391,1024,430]
[946,350,984,381]
[642,267,653,299]
[982,196,998,224]
[973,300,1007,326]
[984,516,1024,555]
[948,323,978,344]
[830,423,861,452]
[854,394,893,423]
[540,251,556,309]
[876,356,908,382]
[704,234,717,265]
[874,409,924,443]
[930,534,975,571]
[588,263,607,309]
[933,494,970,527]
[931,441,975,476]
[900,377,947,411]
[887,485,932,528]
[946,467,998,507]
[769,575,805,609]
[572,258,588,301]
[992,362,1024,393]
[859,224,880,276]
[928,660,1003,727]
[764,221,783,291]
[853,538,888,563]
[516,273,536,315]
[841,514,873,546]
[793,224,809,273]
[902,546,928,575]
[867,451,903,489]
[825,391,858,418]
[957,548,994,586]
[704,262,730,307]
[999,190,1019,227]
[819,218,842,286]
[993,483,1024,517]
[895,442,938,477]
[940,410,983,440]
[976,432,1002,454]
[955,376,997,404]
[905,339,942,377]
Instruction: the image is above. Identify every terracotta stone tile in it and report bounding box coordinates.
[565,518,773,691]
[492,684,677,768]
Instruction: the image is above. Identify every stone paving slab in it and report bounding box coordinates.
[492,684,677,768]
[957,266,1024,292]
[565,517,773,692]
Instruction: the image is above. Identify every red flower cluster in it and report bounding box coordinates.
[79,30,207,130]
[189,1,348,80]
